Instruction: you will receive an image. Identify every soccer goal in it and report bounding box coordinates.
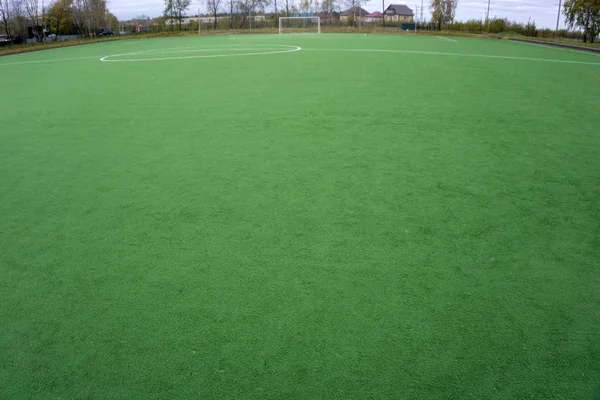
[279,17,321,34]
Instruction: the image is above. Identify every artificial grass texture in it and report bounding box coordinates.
[1,35,600,399]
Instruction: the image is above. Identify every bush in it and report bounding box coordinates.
[487,18,507,33]
[523,19,537,37]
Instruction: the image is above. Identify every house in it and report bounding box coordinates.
[364,11,383,23]
[383,4,414,22]
[340,7,370,22]
[314,12,333,22]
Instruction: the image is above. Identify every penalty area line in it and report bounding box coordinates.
[436,36,457,42]
[100,45,302,62]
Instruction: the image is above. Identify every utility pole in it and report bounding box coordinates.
[382,0,385,28]
[359,5,362,31]
[42,0,45,40]
[420,0,423,24]
[555,0,562,33]
[415,4,418,33]
[485,0,491,25]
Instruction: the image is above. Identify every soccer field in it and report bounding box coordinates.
[1,34,599,399]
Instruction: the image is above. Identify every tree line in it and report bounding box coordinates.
[0,0,117,42]
[430,0,598,43]
[161,0,597,43]
[1,0,597,44]
[164,0,357,30]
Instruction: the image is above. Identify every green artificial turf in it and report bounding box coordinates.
[1,35,600,399]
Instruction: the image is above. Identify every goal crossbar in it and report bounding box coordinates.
[278,17,321,34]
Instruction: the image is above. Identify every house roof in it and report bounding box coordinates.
[366,11,383,17]
[314,12,333,19]
[340,7,370,16]
[384,4,414,16]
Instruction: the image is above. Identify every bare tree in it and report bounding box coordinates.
[238,0,268,28]
[23,0,39,26]
[321,0,336,25]
[88,0,106,33]
[11,0,28,39]
[205,0,221,29]
[23,0,44,40]
[343,0,363,27]
[0,0,12,36]
[71,0,88,35]
[283,0,292,16]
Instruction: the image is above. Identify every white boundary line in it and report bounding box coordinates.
[0,55,102,67]
[302,48,600,66]
[0,44,300,66]
[436,36,457,42]
[100,44,301,62]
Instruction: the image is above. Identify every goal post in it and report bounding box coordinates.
[278,17,321,34]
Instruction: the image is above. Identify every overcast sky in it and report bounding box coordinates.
[109,0,565,29]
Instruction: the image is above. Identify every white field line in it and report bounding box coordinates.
[302,47,600,65]
[0,55,102,66]
[0,44,300,65]
[100,45,301,62]
[436,36,457,42]
[509,39,600,57]
[106,43,294,57]
[112,47,292,57]
[228,33,382,39]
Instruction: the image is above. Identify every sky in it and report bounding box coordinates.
[109,0,566,29]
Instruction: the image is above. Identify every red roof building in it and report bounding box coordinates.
[365,11,383,22]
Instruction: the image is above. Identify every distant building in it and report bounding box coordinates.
[383,4,414,22]
[340,7,370,22]
[314,12,333,22]
[364,11,383,23]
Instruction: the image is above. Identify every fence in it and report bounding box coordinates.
[5,14,592,49]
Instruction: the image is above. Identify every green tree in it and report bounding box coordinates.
[107,11,117,31]
[164,0,174,30]
[430,0,458,30]
[563,0,600,43]
[46,0,73,36]
[164,0,191,30]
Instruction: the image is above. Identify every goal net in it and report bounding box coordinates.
[279,17,321,34]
